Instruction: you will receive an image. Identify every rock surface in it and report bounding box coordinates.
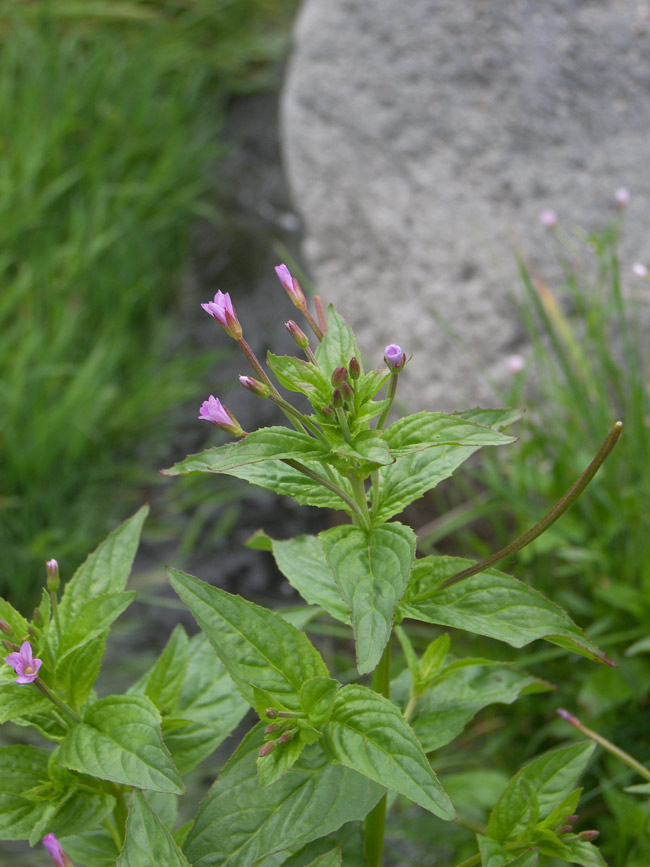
[281,0,650,411]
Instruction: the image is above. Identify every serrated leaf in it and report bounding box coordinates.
[306,850,342,867]
[57,591,136,665]
[419,633,451,685]
[0,598,30,642]
[0,745,51,840]
[333,432,393,468]
[315,307,359,380]
[355,368,390,403]
[129,624,190,714]
[322,684,454,819]
[169,569,329,712]
[225,459,355,514]
[61,827,120,867]
[458,408,523,430]
[258,734,307,788]
[56,635,108,708]
[162,428,329,476]
[487,742,595,844]
[48,790,116,845]
[183,724,383,866]
[383,412,516,457]
[117,790,190,867]
[58,695,183,794]
[477,836,539,867]
[300,677,339,727]
[410,663,551,752]
[0,682,50,723]
[399,556,610,664]
[557,838,608,867]
[59,506,148,622]
[265,534,350,625]
[266,353,331,404]
[321,523,416,674]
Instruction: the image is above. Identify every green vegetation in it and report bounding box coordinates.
[0,0,296,605]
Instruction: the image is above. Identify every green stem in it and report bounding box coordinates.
[364,639,391,866]
[335,406,352,442]
[558,709,650,782]
[49,589,63,643]
[403,694,419,724]
[35,679,81,724]
[411,421,623,601]
[282,459,366,523]
[376,372,399,430]
[302,306,324,341]
[104,817,122,852]
[349,474,372,528]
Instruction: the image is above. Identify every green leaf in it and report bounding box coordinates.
[267,353,331,403]
[305,851,342,867]
[373,443,483,522]
[182,724,383,866]
[320,523,416,674]
[117,790,190,867]
[162,633,249,775]
[224,460,355,514]
[0,598,30,642]
[58,695,183,794]
[300,677,340,728]
[0,745,51,840]
[257,733,307,788]
[333,431,394,468]
[0,682,50,723]
[477,836,539,866]
[169,569,329,712]
[57,591,136,665]
[56,636,108,708]
[61,827,120,867]
[557,838,608,867]
[59,506,148,622]
[487,741,595,844]
[129,624,190,714]
[383,411,516,457]
[458,408,523,430]
[410,663,551,752]
[263,534,350,625]
[162,428,329,476]
[419,633,451,685]
[399,556,610,664]
[322,684,454,819]
[315,307,359,380]
[48,790,116,846]
[355,368,390,403]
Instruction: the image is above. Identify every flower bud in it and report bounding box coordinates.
[0,620,11,636]
[556,708,580,728]
[349,357,361,379]
[275,264,306,309]
[560,825,573,834]
[258,741,277,757]
[198,396,245,437]
[331,387,343,409]
[43,833,73,867]
[540,209,558,229]
[239,375,270,398]
[201,290,242,340]
[341,382,354,402]
[321,406,334,418]
[265,708,278,719]
[580,830,600,842]
[278,729,294,744]
[285,320,310,350]
[3,639,19,652]
[384,344,406,372]
[331,365,348,386]
[264,723,277,735]
[45,559,60,592]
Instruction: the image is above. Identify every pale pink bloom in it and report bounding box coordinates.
[198,396,243,436]
[632,263,649,279]
[5,641,42,684]
[539,210,558,229]
[507,354,525,374]
[274,264,306,308]
[384,344,406,372]
[43,834,70,867]
[615,187,630,208]
[201,291,242,339]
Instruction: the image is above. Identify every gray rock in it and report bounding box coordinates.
[281,0,650,411]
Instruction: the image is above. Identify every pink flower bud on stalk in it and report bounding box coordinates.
[321,406,334,418]
[265,708,278,719]
[5,641,42,684]
[632,263,649,279]
[201,290,242,340]
[556,708,580,727]
[560,825,573,834]
[258,741,276,757]
[331,387,343,409]
[43,833,72,867]
[349,357,361,379]
[341,382,354,402]
[540,209,558,229]
[507,354,525,374]
[285,320,310,349]
[239,375,270,398]
[384,344,406,372]
[45,558,60,592]
[278,729,294,744]
[198,396,245,436]
[264,723,277,735]
[3,639,18,652]
[615,187,630,209]
[275,264,307,309]
[331,365,348,386]
[0,620,11,636]
[580,830,600,842]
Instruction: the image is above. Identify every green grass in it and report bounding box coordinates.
[0,0,296,606]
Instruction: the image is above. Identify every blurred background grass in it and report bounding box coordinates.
[0,0,298,607]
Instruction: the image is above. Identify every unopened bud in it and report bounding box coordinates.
[45,559,60,592]
[258,741,277,757]
[285,320,310,350]
[3,639,19,652]
[556,708,580,728]
[560,825,573,835]
[331,387,343,409]
[341,382,354,402]
[331,365,348,386]
[278,730,294,744]
[264,723,277,735]
[239,375,270,398]
[32,608,44,627]
[580,830,600,842]
[275,264,306,309]
[0,620,12,636]
[564,815,578,824]
[384,344,406,372]
[349,357,361,379]
[265,708,278,719]
[321,406,334,418]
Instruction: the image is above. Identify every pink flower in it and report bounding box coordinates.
[275,264,306,309]
[43,834,70,867]
[45,558,59,590]
[507,354,525,374]
[201,291,242,339]
[632,263,649,279]
[384,344,406,372]
[539,210,558,229]
[615,187,630,209]
[5,641,42,684]
[198,396,244,436]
